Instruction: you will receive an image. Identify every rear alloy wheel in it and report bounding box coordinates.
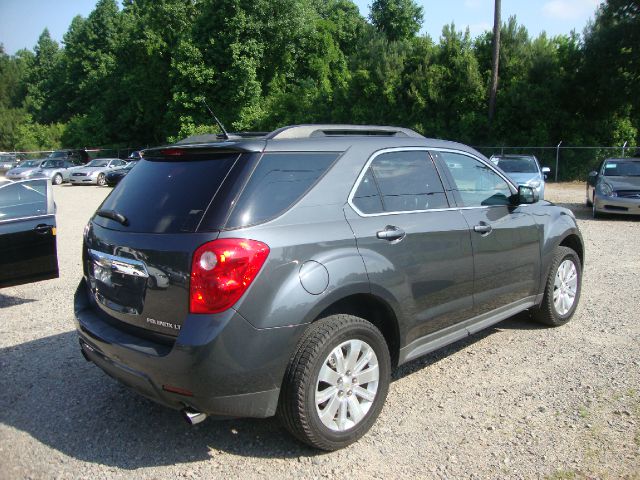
[278,314,390,450]
[97,173,106,186]
[533,246,581,327]
[53,173,63,185]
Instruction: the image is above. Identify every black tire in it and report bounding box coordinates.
[592,196,600,219]
[97,173,106,186]
[277,314,391,450]
[53,173,63,185]
[533,246,582,327]
[585,189,592,207]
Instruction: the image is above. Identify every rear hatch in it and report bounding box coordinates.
[83,146,261,339]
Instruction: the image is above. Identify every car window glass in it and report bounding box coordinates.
[95,154,242,233]
[352,169,384,214]
[226,152,339,228]
[0,180,48,220]
[368,150,448,212]
[437,152,512,207]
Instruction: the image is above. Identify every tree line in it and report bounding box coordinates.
[0,0,637,179]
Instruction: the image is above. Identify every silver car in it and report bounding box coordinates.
[68,158,128,186]
[29,159,83,185]
[587,158,640,218]
[490,154,551,200]
[5,160,46,180]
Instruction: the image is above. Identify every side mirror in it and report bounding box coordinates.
[541,167,551,174]
[587,171,598,186]
[517,185,539,204]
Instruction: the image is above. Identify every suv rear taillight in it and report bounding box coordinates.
[190,239,270,314]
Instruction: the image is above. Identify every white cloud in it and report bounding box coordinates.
[542,0,601,20]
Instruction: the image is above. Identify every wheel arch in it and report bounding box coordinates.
[314,292,401,368]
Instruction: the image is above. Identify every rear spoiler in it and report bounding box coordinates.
[143,140,265,157]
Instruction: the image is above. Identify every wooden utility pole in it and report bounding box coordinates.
[488,0,501,123]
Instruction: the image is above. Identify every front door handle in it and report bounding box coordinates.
[473,223,492,234]
[376,226,406,241]
[34,224,52,235]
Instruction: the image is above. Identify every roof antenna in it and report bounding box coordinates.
[201,98,229,140]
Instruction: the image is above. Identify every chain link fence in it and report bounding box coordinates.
[475,145,639,182]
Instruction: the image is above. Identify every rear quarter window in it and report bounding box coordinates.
[225,152,339,228]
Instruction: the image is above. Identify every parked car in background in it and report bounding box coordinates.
[0,178,59,288]
[490,154,551,199]
[29,159,84,185]
[105,160,138,186]
[5,160,46,181]
[74,124,584,451]
[69,158,128,186]
[0,154,20,174]
[47,149,90,165]
[587,158,640,218]
[128,151,142,160]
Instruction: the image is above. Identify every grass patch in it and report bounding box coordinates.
[546,470,576,480]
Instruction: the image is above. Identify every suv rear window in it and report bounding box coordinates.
[93,153,241,233]
[225,152,339,228]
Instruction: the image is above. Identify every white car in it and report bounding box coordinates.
[68,158,128,186]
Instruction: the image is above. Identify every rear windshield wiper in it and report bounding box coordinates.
[96,209,129,226]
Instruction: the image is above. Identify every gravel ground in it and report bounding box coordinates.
[0,182,638,480]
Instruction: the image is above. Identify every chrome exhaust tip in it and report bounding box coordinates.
[182,409,207,425]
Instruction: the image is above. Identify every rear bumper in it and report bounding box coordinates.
[74,279,305,418]
[594,194,640,215]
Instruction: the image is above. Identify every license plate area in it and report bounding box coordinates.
[88,249,149,315]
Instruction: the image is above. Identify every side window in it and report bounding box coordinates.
[437,152,512,207]
[0,180,48,220]
[363,150,448,213]
[226,152,339,228]
[352,169,383,214]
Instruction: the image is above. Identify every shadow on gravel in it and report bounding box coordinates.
[0,331,316,468]
[0,312,549,467]
[393,311,545,381]
[0,293,36,308]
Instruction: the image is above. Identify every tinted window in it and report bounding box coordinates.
[0,180,48,220]
[226,152,339,228]
[94,154,241,233]
[368,151,448,212]
[352,169,383,214]
[438,152,512,207]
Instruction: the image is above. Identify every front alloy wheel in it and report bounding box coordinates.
[97,173,106,186]
[278,314,390,450]
[533,246,582,326]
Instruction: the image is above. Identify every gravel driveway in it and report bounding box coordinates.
[1,182,638,479]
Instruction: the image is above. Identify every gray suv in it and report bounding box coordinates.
[74,125,584,450]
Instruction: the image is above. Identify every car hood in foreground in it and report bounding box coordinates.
[600,176,640,190]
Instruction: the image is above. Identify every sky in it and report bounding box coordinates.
[0,0,603,55]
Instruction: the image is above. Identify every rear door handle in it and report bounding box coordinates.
[376,226,406,241]
[34,224,52,235]
[473,224,492,234]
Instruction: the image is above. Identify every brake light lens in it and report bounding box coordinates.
[190,239,270,314]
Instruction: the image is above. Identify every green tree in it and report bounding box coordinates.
[369,0,423,42]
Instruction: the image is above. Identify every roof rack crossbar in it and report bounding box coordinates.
[266,124,424,140]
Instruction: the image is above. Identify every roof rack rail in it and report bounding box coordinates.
[266,124,424,140]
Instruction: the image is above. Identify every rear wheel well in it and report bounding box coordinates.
[559,234,584,267]
[317,294,400,368]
